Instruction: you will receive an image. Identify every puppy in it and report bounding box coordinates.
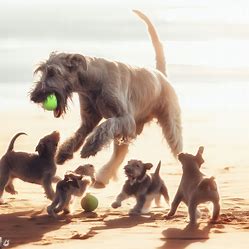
[0,131,60,203]
[47,164,95,217]
[167,147,220,224]
[112,160,169,215]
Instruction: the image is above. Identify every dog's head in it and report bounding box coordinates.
[124,160,153,185]
[178,146,204,171]
[74,164,95,183]
[30,52,87,118]
[35,131,60,158]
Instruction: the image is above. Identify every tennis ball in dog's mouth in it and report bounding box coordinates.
[81,193,98,212]
[43,94,57,111]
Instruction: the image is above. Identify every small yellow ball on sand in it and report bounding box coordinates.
[81,193,98,212]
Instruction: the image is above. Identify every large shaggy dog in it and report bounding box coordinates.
[30,10,182,187]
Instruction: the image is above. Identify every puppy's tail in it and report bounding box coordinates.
[133,10,166,76]
[154,160,161,177]
[7,132,27,153]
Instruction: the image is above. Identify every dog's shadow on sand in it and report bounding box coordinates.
[0,209,70,248]
[159,223,213,249]
[90,213,155,231]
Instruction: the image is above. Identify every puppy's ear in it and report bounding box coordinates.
[35,142,45,156]
[64,54,87,71]
[143,163,153,170]
[195,146,205,167]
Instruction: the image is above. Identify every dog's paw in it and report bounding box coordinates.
[111,202,121,209]
[56,150,73,164]
[5,187,18,195]
[93,181,106,189]
[129,208,141,216]
[80,144,98,158]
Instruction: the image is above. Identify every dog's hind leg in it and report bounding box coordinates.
[211,200,220,222]
[156,95,182,157]
[5,178,18,195]
[0,167,10,204]
[95,143,129,187]
[160,183,170,204]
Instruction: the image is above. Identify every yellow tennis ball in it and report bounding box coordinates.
[81,193,98,212]
[43,94,57,111]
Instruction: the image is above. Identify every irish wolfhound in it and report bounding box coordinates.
[30,10,182,187]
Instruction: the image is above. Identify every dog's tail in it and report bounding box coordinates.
[7,132,27,153]
[154,160,161,177]
[133,10,166,76]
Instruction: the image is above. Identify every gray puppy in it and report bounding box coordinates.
[112,160,169,215]
[167,147,220,224]
[0,131,60,203]
[47,164,95,217]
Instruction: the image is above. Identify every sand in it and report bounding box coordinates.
[0,89,249,249]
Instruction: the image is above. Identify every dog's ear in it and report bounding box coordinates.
[195,146,205,167]
[35,142,45,156]
[64,54,87,71]
[143,163,153,170]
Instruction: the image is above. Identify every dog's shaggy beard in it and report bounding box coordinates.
[30,63,73,118]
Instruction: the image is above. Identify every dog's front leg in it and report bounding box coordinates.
[129,194,146,215]
[81,114,136,158]
[166,189,183,218]
[188,196,199,225]
[56,98,102,165]
[112,191,129,209]
[42,175,55,200]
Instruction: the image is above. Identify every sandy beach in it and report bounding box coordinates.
[0,81,249,249]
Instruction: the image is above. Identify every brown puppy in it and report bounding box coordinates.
[47,164,95,217]
[0,131,60,203]
[112,160,169,215]
[167,147,220,225]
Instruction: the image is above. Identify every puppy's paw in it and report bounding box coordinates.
[112,201,121,209]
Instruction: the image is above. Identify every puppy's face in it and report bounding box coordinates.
[35,131,60,156]
[124,160,153,184]
[178,146,204,171]
[74,164,95,180]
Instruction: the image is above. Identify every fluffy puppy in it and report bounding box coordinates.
[47,164,95,217]
[0,131,60,203]
[167,147,220,224]
[112,160,169,215]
